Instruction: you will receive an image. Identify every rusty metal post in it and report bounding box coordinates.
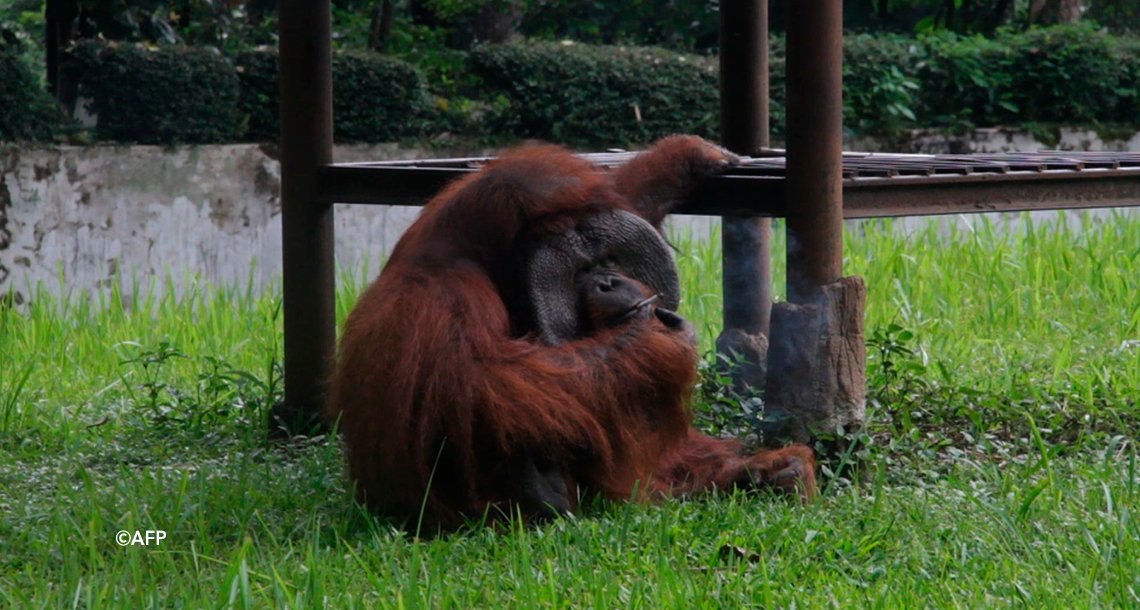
[716,0,773,390]
[766,1,865,445]
[720,0,771,336]
[272,0,336,436]
[784,0,844,303]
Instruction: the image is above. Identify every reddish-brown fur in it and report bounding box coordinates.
[327,136,816,531]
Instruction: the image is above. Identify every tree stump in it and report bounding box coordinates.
[763,276,866,443]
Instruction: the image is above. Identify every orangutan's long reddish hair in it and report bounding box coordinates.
[327,136,815,531]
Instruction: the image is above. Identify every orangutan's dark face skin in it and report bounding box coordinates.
[577,269,657,330]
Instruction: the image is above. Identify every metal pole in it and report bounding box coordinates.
[275,0,336,434]
[719,0,772,337]
[785,1,844,304]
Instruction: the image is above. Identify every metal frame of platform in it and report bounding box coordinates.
[271,0,1140,433]
[317,151,1140,217]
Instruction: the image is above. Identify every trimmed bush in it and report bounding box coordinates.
[236,49,431,143]
[914,32,1018,129]
[1004,25,1132,124]
[838,26,1140,133]
[842,34,922,134]
[768,35,787,139]
[233,49,278,142]
[469,42,719,147]
[1113,36,1140,120]
[469,27,1140,144]
[64,41,242,144]
[0,40,67,141]
[29,24,1140,145]
[332,51,432,142]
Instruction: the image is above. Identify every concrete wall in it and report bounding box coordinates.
[2,128,1139,304]
[848,126,1140,154]
[0,143,490,303]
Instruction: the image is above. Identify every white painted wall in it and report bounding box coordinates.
[2,129,1138,304]
[0,143,483,304]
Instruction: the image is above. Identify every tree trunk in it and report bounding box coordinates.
[989,0,1015,31]
[453,2,520,47]
[1029,0,1083,24]
[763,276,867,445]
[368,0,394,52]
[45,0,79,102]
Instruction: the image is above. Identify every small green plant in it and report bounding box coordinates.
[875,65,921,123]
[847,63,921,134]
[116,340,187,423]
[116,340,278,433]
[693,351,764,440]
[867,324,929,413]
[842,34,920,135]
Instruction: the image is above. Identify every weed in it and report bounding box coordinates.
[115,340,278,434]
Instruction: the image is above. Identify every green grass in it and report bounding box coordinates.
[1,212,1138,607]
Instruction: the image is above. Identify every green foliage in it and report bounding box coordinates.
[520,0,720,52]
[1086,0,1140,34]
[866,322,938,436]
[766,34,788,139]
[332,50,433,142]
[27,0,279,51]
[843,34,922,134]
[694,352,764,440]
[232,48,278,142]
[9,16,1140,143]
[0,35,67,141]
[174,0,278,52]
[116,339,278,433]
[235,48,432,143]
[427,0,523,21]
[844,25,1140,134]
[464,25,1140,143]
[1003,25,1134,124]
[1113,36,1140,120]
[64,40,242,144]
[329,1,375,49]
[914,31,1018,129]
[469,41,719,147]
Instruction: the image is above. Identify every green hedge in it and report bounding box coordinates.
[1005,26,1134,124]
[911,32,1017,128]
[856,25,1140,132]
[236,49,432,143]
[469,26,1140,143]
[842,35,922,133]
[58,43,429,144]
[6,25,1136,145]
[0,41,67,141]
[65,41,243,144]
[469,42,719,146]
[233,49,279,143]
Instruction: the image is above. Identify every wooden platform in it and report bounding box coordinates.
[317,150,1140,218]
